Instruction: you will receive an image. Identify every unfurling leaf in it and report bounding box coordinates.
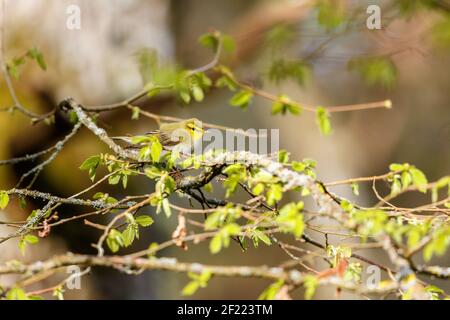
[27,48,47,70]
[229,90,253,109]
[348,56,397,88]
[316,107,332,136]
[0,191,9,210]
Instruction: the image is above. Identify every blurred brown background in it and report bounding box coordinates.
[0,0,449,299]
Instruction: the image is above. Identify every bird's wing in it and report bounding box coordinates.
[111,131,180,148]
[158,131,181,146]
[110,136,133,144]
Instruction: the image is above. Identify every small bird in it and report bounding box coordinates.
[111,118,204,153]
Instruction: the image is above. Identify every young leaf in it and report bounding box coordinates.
[316,107,332,135]
[316,0,346,30]
[79,155,101,181]
[6,287,29,300]
[106,229,123,253]
[0,191,9,210]
[252,229,272,246]
[266,184,283,206]
[27,48,47,70]
[198,32,220,51]
[268,59,311,86]
[135,215,154,227]
[181,281,200,296]
[271,95,301,115]
[221,34,236,53]
[229,90,253,109]
[252,183,265,196]
[351,182,359,196]
[131,107,140,120]
[303,275,319,300]
[18,234,39,255]
[162,198,172,218]
[151,139,163,162]
[209,233,222,254]
[278,149,290,163]
[410,168,428,193]
[122,224,137,247]
[258,280,284,300]
[348,56,397,88]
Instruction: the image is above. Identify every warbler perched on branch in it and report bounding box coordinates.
[112,118,204,153]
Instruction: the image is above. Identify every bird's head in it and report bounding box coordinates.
[183,118,204,141]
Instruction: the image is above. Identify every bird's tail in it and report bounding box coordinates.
[110,136,133,144]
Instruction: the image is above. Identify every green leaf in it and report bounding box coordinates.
[18,234,39,255]
[292,161,306,172]
[432,16,450,49]
[131,107,140,120]
[0,191,9,210]
[19,197,27,209]
[278,150,290,163]
[229,90,253,109]
[258,280,284,300]
[351,182,359,196]
[79,155,101,181]
[348,56,397,88]
[401,171,412,189]
[221,34,236,53]
[162,198,172,218]
[151,139,163,162]
[52,286,65,300]
[316,107,332,135]
[122,224,137,247]
[223,223,241,236]
[252,229,271,246]
[131,135,151,144]
[6,287,29,300]
[389,163,405,171]
[7,56,26,79]
[271,95,302,115]
[204,211,224,230]
[316,0,346,30]
[276,203,305,238]
[197,270,212,286]
[391,178,402,195]
[24,234,39,244]
[209,234,222,254]
[135,48,158,84]
[423,225,450,262]
[144,166,162,179]
[191,83,204,102]
[181,281,200,296]
[27,48,47,70]
[268,59,311,86]
[106,229,123,253]
[182,270,212,296]
[266,24,296,49]
[79,155,101,170]
[198,32,219,51]
[425,285,444,300]
[108,174,121,185]
[410,168,428,193]
[303,275,319,300]
[68,110,78,124]
[252,183,265,196]
[266,184,283,206]
[204,182,214,193]
[135,215,154,227]
[340,199,354,212]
